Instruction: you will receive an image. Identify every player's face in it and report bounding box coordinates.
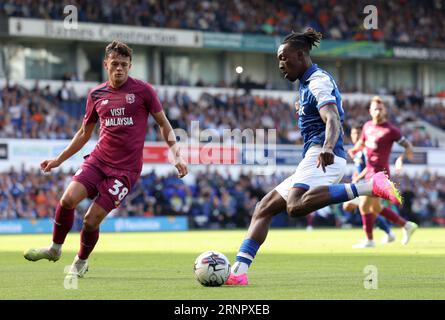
[350,128,361,144]
[369,100,387,122]
[277,43,303,82]
[104,53,132,86]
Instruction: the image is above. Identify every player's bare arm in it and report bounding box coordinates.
[398,138,414,161]
[352,167,367,183]
[151,110,188,178]
[317,104,341,172]
[294,101,300,115]
[40,122,96,173]
[348,137,365,159]
[395,138,414,172]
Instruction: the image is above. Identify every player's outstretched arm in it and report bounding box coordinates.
[152,110,188,178]
[352,167,367,183]
[395,138,414,173]
[348,137,365,159]
[40,122,96,173]
[399,138,414,161]
[318,103,341,172]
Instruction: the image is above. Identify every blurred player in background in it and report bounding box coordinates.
[24,40,188,279]
[348,96,418,248]
[342,124,395,244]
[226,29,403,285]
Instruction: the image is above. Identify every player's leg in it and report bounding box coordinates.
[227,189,288,285]
[283,150,399,219]
[228,146,343,285]
[375,214,395,244]
[282,148,345,218]
[67,174,134,278]
[24,181,88,262]
[306,212,315,231]
[352,196,379,248]
[341,198,359,227]
[245,190,289,244]
[285,168,403,218]
[342,199,358,213]
[66,202,109,278]
[378,205,418,245]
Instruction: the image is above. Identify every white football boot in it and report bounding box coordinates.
[24,247,61,262]
[401,221,418,245]
[352,239,376,249]
[381,232,396,244]
[65,255,89,279]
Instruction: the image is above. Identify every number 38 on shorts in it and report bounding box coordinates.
[108,179,129,205]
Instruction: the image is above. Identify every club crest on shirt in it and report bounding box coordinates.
[126,93,135,104]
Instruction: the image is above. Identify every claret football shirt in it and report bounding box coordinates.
[83,76,162,173]
[361,120,402,177]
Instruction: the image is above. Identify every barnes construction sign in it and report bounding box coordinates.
[8,17,202,47]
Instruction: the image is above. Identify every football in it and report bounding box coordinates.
[193,251,231,286]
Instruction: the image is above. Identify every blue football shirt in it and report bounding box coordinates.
[297,64,346,159]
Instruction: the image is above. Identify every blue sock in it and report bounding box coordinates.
[375,216,392,235]
[328,184,359,203]
[235,239,260,267]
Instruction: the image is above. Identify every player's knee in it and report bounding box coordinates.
[83,216,99,232]
[287,192,313,217]
[359,203,369,213]
[287,203,307,218]
[343,203,354,212]
[370,205,381,214]
[252,199,271,220]
[60,196,77,210]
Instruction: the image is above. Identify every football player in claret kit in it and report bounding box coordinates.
[348,96,418,248]
[342,124,395,245]
[24,40,188,279]
[226,29,403,285]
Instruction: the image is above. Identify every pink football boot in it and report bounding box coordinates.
[372,172,403,206]
[225,273,249,286]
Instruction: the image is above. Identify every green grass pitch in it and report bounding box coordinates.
[0,228,444,300]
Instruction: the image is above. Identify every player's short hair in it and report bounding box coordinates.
[370,96,384,104]
[369,96,386,111]
[282,28,322,53]
[350,123,363,131]
[105,40,133,61]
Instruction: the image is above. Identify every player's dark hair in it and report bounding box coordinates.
[283,28,322,52]
[105,40,133,61]
[371,95,384,104]
[350,123,363,131]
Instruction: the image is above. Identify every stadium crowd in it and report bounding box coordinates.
[0,82,442,147]
[0,81,79,139]
[1,0,444,48]
[0,167,444,228]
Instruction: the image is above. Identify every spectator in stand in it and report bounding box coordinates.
[0,167,444,227]
[1,82,444,146]
[0,82,81,139]
[2,0,444,47]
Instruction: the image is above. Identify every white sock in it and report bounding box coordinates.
[74,255,87,263]
[50,242,62,252]
[231,261,249,275]
[355,181,373,196]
